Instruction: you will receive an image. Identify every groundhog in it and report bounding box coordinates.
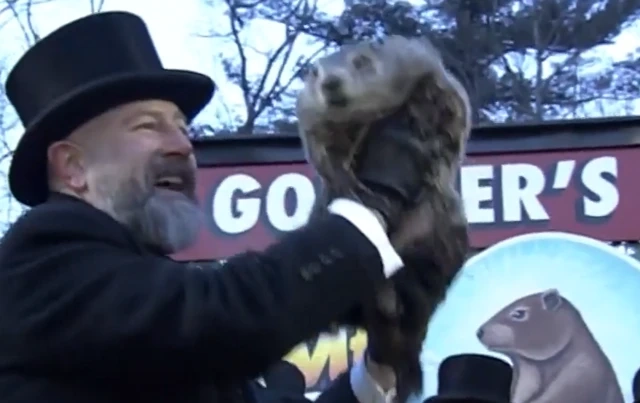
[296,35,471,403]
[477,289,623,403]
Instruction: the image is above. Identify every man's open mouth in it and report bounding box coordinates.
[154,176,186,192]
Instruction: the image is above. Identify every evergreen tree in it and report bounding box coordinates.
[225,0,640,127]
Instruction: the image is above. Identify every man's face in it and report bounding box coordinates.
[47,99,203,254]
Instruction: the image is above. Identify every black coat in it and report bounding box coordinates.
[0,194,387,402]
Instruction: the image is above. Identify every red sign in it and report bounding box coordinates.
[173,146,640,261]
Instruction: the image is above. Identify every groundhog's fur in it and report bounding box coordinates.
[296,35,471,402]
[478,289,623,403]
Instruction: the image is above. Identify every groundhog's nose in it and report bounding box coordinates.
[322,76,342,92]
[476,327,484,340]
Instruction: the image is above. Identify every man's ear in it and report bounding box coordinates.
[47,140,88,190]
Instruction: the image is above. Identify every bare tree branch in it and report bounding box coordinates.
[89,0,105,13]
[0,1,107,227]
[200,0,328,134]
[5,0,40,45]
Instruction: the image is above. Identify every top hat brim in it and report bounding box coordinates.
[263,360,306,394]
[9,69,215,207]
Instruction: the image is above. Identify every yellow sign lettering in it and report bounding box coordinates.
[285,328,368,392]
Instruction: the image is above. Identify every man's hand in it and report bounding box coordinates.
[353,109,425,229]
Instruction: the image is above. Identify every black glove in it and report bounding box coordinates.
[354,109,425,228]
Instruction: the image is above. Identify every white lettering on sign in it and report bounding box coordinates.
[460,165,494,224]
[459,156,619,225]
[580,156,618,218]
[207,155,620,234]
[500,163,548,222]
[212,173,261,234]
[266,173,315,231]
[210,172,316,234]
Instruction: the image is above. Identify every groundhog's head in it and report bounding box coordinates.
[477,289,580,361]
[296,35,444,124]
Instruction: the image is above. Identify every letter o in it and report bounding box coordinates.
[265,173,315,231]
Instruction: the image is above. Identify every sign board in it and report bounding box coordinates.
[173,146,639,261]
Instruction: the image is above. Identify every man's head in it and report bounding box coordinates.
[46,99,203,254]
[3,12,216,252]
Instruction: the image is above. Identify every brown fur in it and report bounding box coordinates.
[296,36,471,402]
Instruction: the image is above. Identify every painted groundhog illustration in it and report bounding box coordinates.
[477,289,623,403]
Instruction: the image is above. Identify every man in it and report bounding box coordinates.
[633,367,640,403]
[0,11,428,403]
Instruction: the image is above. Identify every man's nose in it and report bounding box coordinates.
[164,130,194,157]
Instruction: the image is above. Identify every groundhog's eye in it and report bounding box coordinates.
[352,54,372,70]
[304,64,318,78]
[509,307,529,321]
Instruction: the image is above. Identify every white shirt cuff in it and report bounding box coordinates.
[350,356,397,403]
[327,198,404,278]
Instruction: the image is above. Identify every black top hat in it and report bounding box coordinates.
[5,11,215,207]
[423,354,512,403]
[263,360,306,396]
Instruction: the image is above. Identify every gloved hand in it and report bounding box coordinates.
[353,109,425,229]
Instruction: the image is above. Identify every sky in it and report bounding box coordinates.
[0,0,350,138]
[0,0,636,133]
[0,0,637,220]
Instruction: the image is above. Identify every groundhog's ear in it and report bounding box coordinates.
[541,289,562,311]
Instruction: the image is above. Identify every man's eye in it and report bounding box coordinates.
[133,121,157,131]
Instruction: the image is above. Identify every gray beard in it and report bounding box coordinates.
[97,176,202,255]
[130,192,203,254]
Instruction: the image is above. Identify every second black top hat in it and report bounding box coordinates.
[423,354,512,403]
